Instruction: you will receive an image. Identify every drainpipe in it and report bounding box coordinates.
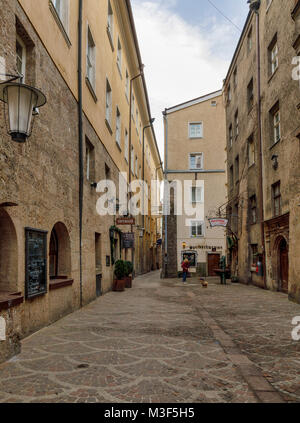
[251,0,267,289]
[163,110,168,278]
[78,0,84,307]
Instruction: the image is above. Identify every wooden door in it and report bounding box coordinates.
[279,240,289,293]
[208,254,220,276]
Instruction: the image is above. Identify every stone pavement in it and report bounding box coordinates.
[0,271,299,403]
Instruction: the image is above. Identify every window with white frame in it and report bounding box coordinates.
[191,186,203,203]
[235,110,239,137]
[131,147,134,175]
[52,0,69,32]
[189,153,203,170]
[270,102,280,144]
[107,0,113,40]
[105,79,112,125]
[248,134,255,166]
[125,70,129,99]
[124,129,129,163]
[269,35,278,76]
[229,124,233,148]
[189,122,203,139]
[86,138,95,182]
[16,36,26,81]
[116,107,121,147]
[190,221,204,238]
[117,38,122,74]
[87,27,96,89]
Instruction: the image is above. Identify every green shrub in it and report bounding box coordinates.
[114,260,125,280]
[125,261,133,276]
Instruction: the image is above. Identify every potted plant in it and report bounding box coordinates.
[124,261,133,288]
[113,260,125,292]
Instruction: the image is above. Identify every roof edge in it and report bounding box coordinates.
[164,89,223,115]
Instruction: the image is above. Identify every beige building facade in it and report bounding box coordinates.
[0,0,162,363]
[163,91,227,278]
[224,0,300,303]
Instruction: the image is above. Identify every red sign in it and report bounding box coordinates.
[116,218,135,225]
[209,218,228,228]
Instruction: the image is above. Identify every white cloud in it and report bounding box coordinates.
[132,0,234,160]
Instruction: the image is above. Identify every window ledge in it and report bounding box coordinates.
[49,1,71,48]
[0,291,24,312]
[106,27,114,52]
[248,163,255,169]
[85,77,97,102]
[270,139,281,150]
[268,67,278,84]
[105,118,113,135]
[49,278,74,291]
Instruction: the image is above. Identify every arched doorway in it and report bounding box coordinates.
[49,222,71,279]
[0,209,18,292]
[277,237,289,293]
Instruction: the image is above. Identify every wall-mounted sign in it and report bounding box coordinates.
[116,217,135,225]
[122,232,135,249]
[209,218,228,228]
[25,228,48,299]
[189,245,223,251]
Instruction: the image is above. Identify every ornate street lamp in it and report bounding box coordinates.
[0,78,46,143]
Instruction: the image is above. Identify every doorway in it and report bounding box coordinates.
[208,253,220,276]
[278,238,288,293]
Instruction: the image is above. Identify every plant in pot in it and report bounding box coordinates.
[124,261,133,288]
[113,260,125,292]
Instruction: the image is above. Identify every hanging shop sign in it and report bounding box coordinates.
[116,217,135,225]
[209,218,228,228]
[122,232,135,249]
[25,228,48,299]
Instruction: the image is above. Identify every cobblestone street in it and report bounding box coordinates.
[0,271,299,403]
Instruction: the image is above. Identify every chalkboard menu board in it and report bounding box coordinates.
[25,228,48,299]
[122,233,135,249]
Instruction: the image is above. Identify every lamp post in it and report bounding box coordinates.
[0,77,46,143]
[142,118,155,273]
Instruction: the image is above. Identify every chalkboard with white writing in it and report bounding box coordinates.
[25,228,48,299]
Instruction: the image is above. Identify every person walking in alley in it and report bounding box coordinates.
[181,257,190,284]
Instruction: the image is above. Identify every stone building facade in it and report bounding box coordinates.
[224,0,300,303]
[0,0,162,363]
[163,91,227,278]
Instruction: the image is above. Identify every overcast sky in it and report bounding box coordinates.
[131,0,250,162]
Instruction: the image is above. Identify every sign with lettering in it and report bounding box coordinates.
[209,218,228,228]
[25,228,48,299]
[116,218,135,226]
[122,232,135,249]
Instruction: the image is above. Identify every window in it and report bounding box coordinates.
[211,100,217,107]
[86,138,95,182]
[95,233,102,272]
[229,165,234,189]
[270,102,281,144]
[268,34,278,76]
[227,84,232,103]
[16,36,26,80]
[191,187,203,203]
[131,147,134,175]
[124,129,129,163]
[107,0,114,42]
[105,79,112,126]
[235,110,239,137]
[190,221,204,238]
[248,134,255,166]
[247,78,254,111]
[131,94,135,119]
[250,195,257,224]
[189,153,203,170]
[250,244,258,267]
[135,156,138,177]
[115,107,121,147]
[51,0,69,31]
[125,70,129,99]
[272,181,281,217]
[229,124,233,148]
[189,122,203,139]
[136,109,139,129]
[234,203,239,233]
[235,155,239,183]
[87,27,96,89]
[117,38,122,74]
[247,27,252,53]
[233,67,237,89]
